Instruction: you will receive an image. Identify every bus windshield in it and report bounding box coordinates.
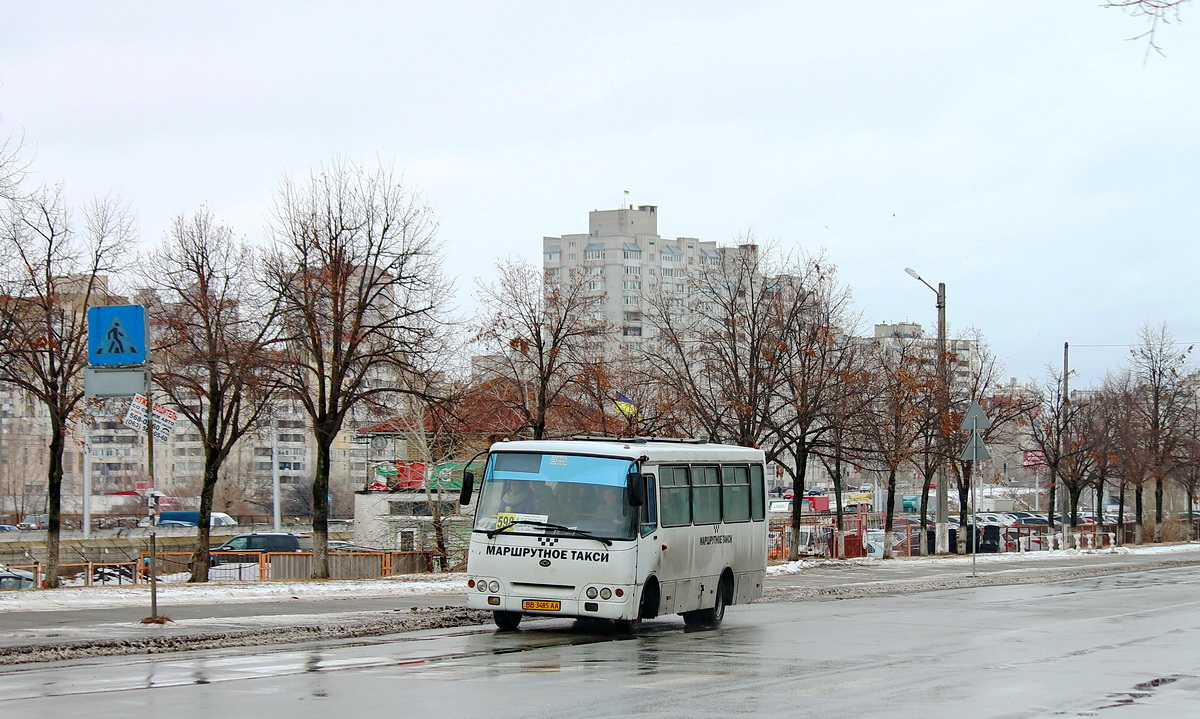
[472,452,638,541]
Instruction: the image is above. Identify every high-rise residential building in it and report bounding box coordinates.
[872,321,981,382]
[542,205,727,351]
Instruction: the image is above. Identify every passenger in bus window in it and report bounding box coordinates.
[570,485,626,528]
[500,481,535,513]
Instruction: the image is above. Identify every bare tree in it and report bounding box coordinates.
[1023,370,1092,538]
[0,129,27,202]
[756,254,866,560]
[144,207,278,582]
[1125,323,1192,542]
[857,336,930,558]
[943,335,1033,529]
[263,158,449,578]
[471,259,610,440]
[1104,0,1190,59]
[640,239,795,450]
[1106,370,1153,540]
[0,186,132,586]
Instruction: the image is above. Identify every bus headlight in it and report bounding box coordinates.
[488,580,500,593]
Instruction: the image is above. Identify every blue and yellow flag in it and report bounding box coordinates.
[614,392,640,421]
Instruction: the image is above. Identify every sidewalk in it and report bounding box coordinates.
[3,544,1199,664]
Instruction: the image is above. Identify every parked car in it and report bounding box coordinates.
[210,532,308,566]
[0,566,36,589]
[17,514,48,530]
[156,511,237,527]
[0,524,17,532]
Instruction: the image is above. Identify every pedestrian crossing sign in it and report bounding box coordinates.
[88,305,147,366]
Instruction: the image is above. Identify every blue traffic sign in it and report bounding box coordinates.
[88,305,147,366]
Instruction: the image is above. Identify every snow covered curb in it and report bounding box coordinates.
[0,605,493,665]
[765,542,1200,577]
[0,573,468,611]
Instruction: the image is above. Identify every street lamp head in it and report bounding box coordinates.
[904,267,921,280]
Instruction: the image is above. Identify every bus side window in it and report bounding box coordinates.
[721,465,751,522]
[659,465,691,527]
[639,473,658,536]
[750,464,766,520]
[691,466,721,524]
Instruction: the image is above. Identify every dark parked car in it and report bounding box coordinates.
[210,533,308,566]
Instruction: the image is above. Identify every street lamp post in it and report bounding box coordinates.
[905,267,949,554]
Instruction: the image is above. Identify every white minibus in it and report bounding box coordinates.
[460,437,767,632]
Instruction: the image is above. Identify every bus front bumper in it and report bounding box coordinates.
[466,586,636,621]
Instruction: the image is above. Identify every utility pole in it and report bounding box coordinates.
[906,268,949,554]
[1062,341,1070,550]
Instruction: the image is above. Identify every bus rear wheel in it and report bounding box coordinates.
[494,611,522,631]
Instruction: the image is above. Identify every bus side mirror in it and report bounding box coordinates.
[626,471,645,507]
[459,471,475,506]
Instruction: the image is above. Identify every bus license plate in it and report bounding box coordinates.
[522,600,560,611]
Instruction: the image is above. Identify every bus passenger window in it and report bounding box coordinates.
[659,466,691,527]
[639,473,658,536]
[691,466,721,524]
[721,465,751,522]
[750,465,766,520]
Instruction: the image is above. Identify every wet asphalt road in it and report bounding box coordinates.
[5,549,1190,635]
[6,557,1200,718]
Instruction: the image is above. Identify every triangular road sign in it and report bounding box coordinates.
[959,430,992,461]
[959,401,991,431]
[96,317,139,356]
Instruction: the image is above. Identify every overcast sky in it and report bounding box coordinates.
[2,2,1196,389]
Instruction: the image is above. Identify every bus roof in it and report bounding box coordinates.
[487,438,765,464]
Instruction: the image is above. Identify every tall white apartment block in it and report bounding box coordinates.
[542,205,724,350]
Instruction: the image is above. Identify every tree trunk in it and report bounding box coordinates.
[831,453,845,559]
[312,434,333,578]
[918,465,934,556]
[1153,477,1164,543]
[45,419,66,589]
[1069,485,1083,528]
[882,466,897,559]
[787,442,809,562]
[1134,486,1144,544]
[188,456,221,583]
[1117,483,1127,546]
[1048,471,1058,534]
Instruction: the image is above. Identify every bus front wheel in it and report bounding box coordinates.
[494,611,522,631]
[684,579,729,629]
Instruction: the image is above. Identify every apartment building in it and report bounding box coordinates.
[542,205,725,351]
[872,321,981,381]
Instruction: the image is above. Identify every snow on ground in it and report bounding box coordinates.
[765,542,1200,576]
[3,543,1198,612]
[0,572,468,611]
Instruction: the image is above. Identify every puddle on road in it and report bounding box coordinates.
[1070,674,1190,715]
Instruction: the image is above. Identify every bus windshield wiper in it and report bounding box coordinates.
[486,520,613,545]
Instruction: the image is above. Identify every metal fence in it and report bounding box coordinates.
[1,550,438,588]
[765,514,1181,560]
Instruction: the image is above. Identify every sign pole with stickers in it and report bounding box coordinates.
[959,401,992,578]
[85,305,166,621]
